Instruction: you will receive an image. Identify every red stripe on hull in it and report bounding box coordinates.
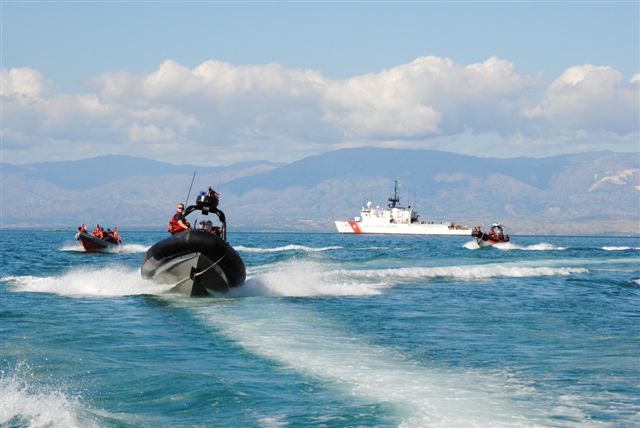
[348,221,362,234]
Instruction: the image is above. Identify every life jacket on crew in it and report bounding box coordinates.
[113,227,121,244]
[168,212,186,234]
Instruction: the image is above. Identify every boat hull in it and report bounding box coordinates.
[474,237,497,248]
[471,231,510,247]
[140,230,246,297]
[335,220,471,235]
[75,231,120,252]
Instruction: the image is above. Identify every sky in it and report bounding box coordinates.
[1,1,639,165]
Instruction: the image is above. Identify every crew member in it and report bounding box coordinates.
[113,227,122,244]
[168,203,189,234]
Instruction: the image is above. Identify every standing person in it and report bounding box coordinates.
[113,227,122,244]
[168,203,190,234]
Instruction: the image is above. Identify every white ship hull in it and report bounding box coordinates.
[335,220,471,236]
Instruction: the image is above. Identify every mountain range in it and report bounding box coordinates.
[1,148,638,235]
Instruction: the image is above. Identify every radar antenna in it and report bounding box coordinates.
[388,180,400,208]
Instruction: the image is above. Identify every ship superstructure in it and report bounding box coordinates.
[335,181,471,235]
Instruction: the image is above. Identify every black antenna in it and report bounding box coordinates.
[185,170,196,206]
[388,180,400,208]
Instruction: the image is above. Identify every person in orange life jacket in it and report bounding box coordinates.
[168,203,190,234]
[113,227,122,244]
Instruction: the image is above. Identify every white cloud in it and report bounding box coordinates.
[525,65,639,136]
[0,67,49,97]
[1,57,638,164]
[323,56,536,138]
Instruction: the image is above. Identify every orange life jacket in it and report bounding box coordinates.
[168,212,185,233]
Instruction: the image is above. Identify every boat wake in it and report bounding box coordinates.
[0,365,99,428]
[463,241,566,251]
[194,303,548,427]
[601,246,640,251]
[2,266,171,297]
[338,264,587,282]
[3,257,592,299]
[235,244,342,253]
[227,261,387,297]
[224,259,589,297]
[60,243,150,253]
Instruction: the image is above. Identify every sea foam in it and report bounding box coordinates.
[223,259,588,298]
[2,266,170,297]
[195,303,547,427]
[0,368,98,428]
[463,241,566,251]
[235,244,341,253]
[338,264,587,282]
[60,243,150,253]
[3,255,591,300]
[227,260,388,297]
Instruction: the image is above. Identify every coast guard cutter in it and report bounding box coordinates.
[335,181,471,236]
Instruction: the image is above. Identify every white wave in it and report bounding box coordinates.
[60,243,150,253]
[3,266,171,297]
[497,242,567,251]
[601,246,639,251]
[340,264,587,282]
[224,259,589,298]
[356,246,389,250]
[195,304,546,427]
[463,241,566,251]
[109,243,150,253]
[235,244,341,253]
[227,260,387,297]
[60,244,87,252]
[0,370,98,428]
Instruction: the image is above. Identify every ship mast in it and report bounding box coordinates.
[388,180,400,208]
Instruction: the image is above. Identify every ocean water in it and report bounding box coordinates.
[1,230,639,427]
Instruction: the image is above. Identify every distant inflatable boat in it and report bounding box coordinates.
[75,231,121,252]
[141,187,246,297]
[471,223,510,248]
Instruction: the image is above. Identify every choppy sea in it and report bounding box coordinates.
[1,230,639,427]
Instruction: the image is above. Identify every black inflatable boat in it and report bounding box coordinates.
[141,188,246,296]
[75,231,121,252]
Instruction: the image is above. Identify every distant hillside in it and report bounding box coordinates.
[221,148,595,194]
[1,149,638,235]
[2,155,281,191]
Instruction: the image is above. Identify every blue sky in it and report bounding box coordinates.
[2,2,639,164]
